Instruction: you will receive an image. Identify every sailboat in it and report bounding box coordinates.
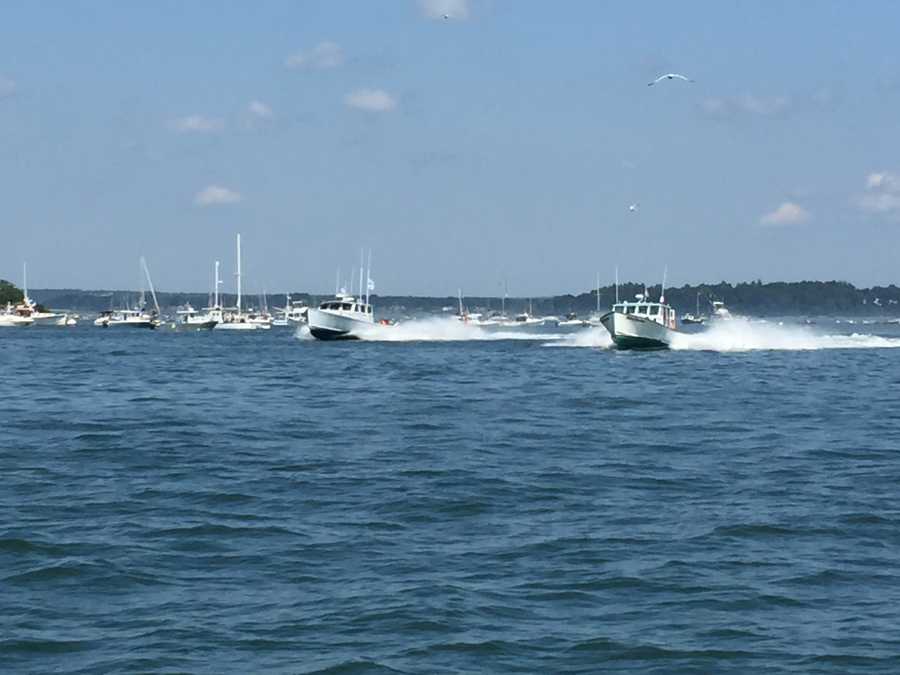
[215,234,261,330]
[681,292,707,325]
[94,258,161,328]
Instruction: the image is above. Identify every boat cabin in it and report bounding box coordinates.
[613,301,676,329]
[318,294,372,316]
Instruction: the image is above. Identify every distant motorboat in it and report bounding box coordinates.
[177,303,217,330]
[273,295,309,326]
[94,308,159,329]
[710,300,733,321]
[681,292,707,325]
[557,312,591,327]
[12,263,74,326]
[1,303,34,327]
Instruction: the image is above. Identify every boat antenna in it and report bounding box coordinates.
[359,248,364,303]
[366,250,373,305]
[23,261,28,305]
[141,256,161,316]
[661,265,667,304]
[596,271,600,314]
[614,266,619,304]
[335,267,340,296]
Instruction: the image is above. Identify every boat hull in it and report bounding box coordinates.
[180,319,217,330]
[307,308,372,341]
[599,311,676,350]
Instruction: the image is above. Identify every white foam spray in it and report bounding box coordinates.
[671,321,900,351]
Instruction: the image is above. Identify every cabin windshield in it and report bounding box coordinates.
[648,305,660,316]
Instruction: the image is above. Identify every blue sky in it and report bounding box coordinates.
[2,0,900,295]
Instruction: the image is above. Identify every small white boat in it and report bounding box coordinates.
[710,300,733,321]
[177,303,217,330]
[681,292,707,325]
[94,308,160,329]
[557,312,591,327]
[503,312,544,327]
[1,303,34,327]
[307,293,374,340]
[273,295,309,326]
[11,263,74,326]
[600,293,679,349]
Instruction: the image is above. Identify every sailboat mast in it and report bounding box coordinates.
[141,256,161,316]
[214,260,220,308]
[236,233,242,312]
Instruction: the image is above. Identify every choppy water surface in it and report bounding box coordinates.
[3,319,900,674]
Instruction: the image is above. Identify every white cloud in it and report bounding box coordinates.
[0,76,16,98]
[194,185,242,206]
[760,202,811,226]
[419,0,469,20]
[860,171,900,214]
[344,88,397,112]
[700,94,791,119]
[285,41,344,69]
[170,115,225,133]
[248,100,272,119]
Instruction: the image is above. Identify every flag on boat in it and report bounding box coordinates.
[367,278,375,291]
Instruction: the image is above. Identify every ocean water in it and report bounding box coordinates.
[3,318,900,674]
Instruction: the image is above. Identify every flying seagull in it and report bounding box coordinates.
[628,203,639,212]
[648,73,694,86]
[443,13,450,20]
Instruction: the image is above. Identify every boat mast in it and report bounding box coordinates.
[22,262,28,304]
[596,271,600,314]
[214,260,220,308]
[141,256,161,316]
[236,233,242,312]
[359,249,364,302]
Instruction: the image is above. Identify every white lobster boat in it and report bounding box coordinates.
[307,293,374,340]
[600,293,679,349]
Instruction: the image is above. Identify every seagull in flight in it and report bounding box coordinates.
[442,13,450,20]
[628,203,639,212]
[648,73,694,86]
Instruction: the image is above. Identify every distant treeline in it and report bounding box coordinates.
[25,280,900,317]
[0,279,24,306]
